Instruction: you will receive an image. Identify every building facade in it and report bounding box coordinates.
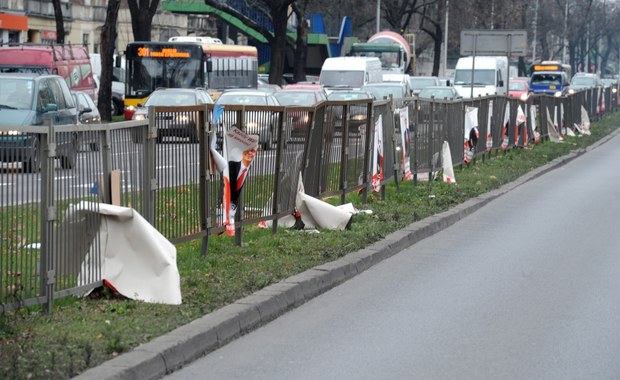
[0,0,217,55]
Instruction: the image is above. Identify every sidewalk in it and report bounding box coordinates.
[74,131,615,380]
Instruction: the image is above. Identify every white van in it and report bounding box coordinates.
[319,57,382,94]
[453,56,508,98]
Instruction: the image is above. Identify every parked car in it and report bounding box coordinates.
[274,87,327,138]
[508,78,530,101]
[131,87,213,143]
[215,89,282,150]
[327,90,373,133]
[0,73,79,172]
[72,91,101,125]
[72,90,102,151]
[409,76,441,96]
[361,82,408,101]
[569,72,602,93]
[417,86,460,100]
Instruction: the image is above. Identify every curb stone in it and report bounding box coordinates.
[74,127,620,380]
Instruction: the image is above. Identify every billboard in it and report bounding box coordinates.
[460,30,528,57]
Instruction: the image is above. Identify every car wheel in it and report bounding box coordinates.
[22,136,40,173]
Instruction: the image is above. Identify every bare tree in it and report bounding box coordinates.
[127,0,161,42]
[417,1,445,76]
[98,0,122,122]
[51,0,65,44]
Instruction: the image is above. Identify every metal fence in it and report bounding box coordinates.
[1,85,617,313]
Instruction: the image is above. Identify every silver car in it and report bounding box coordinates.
[215,89,282,150]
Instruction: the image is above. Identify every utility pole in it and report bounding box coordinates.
[562,0,568,63]
[376,0,381,33]
[442,0,449,77]
[532,0,539,63]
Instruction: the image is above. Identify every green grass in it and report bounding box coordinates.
[1,112,619,379]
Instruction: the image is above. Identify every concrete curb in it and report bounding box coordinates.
[74,128,620,380]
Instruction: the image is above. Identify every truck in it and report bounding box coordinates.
[0,44,97,103]
[319,57,383,94]
[453,56,508,98]
[349,31,414,74]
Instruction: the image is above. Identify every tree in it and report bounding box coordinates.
[203,0,297,85]
[51,0,65,44]
[417,1,445,76]
[127,0,161,42]
[98,0,122,122]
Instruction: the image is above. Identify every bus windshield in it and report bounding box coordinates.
[128,57,202,98]
[125,42,205,100]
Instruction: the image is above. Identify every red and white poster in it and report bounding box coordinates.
[371,114,384,192]
[398,108,412,181]
[530,104,540,143]
[501,102,510,150]
[516,105,527,146]
[464,106,479,166]
[210,127,259,235]
[486,100,494,151]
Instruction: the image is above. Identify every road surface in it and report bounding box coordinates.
[166,131,620,380]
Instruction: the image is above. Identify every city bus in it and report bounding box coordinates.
[124,40,258,117]
[529,61,572,95]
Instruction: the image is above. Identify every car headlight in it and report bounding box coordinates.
[133,114,147,121]
[568,88,575,95]
[519,93,528,102]
[127,105,135,111]
[554,91,562,97]
[176,115,190,123]
[613,88,618,93]
[0,130,22,136]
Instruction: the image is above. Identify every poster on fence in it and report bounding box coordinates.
[464,106,478,165]
[501,102,510,150]
[371,114,384,192]
[546,107,563,143]
[486,100,494,151]
[398,107,412,180]
[516,105,527,146]
[210,127,259,235]
[530,104,540,143]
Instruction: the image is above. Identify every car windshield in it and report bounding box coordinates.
[410,78,438,89]
[0,78,34,110]
[453,70,495,86]
[362,86,405,99]
[509,81,527,91]
[274,92,317,106]
[320,70,365,88]
[571,76,596,86]
[418,88,456,99]
[218,94,267,105]
[145,92,197,106]
[328,92,372,101]
[531,73,561,85]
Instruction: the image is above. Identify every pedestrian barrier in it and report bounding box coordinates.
[0,84,616,313]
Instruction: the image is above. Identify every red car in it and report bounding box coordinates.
[508,78,530,101]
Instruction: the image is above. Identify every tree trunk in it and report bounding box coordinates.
[269,6,288,85]
[52,0,65,44]
[98,0,121,122]
[128,0,161,42]
[293,13,308,83]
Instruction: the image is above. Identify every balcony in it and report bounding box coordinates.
[26,0,72,20]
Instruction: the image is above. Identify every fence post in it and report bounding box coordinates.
[143,106,158,224]
[40,119,55,313]
[271,109,285,233]
[199,105,210,259]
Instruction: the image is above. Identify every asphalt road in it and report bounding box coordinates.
[165,130,620,380]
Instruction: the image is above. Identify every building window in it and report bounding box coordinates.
[83,33,89,50]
